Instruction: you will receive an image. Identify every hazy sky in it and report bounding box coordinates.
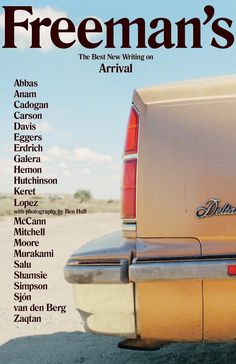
[0,0,236,198]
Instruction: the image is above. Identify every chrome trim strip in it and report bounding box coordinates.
[64,259,129,284]
[123,153,138,161]
[122,223,137,231]
[132,102,140,115]
[129,260,236,282]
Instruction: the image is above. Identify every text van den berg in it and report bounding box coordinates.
[2,6,235,49]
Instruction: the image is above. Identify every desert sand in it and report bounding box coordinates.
[0,213,236,363]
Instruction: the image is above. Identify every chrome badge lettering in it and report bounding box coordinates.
[195,199,236,219]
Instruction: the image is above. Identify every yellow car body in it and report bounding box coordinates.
[65,75,236,347]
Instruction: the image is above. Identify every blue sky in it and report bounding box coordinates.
[0,0,236,198]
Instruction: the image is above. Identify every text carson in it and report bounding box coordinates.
[2,6,235,49]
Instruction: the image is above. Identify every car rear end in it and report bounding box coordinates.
[65,75,236,346]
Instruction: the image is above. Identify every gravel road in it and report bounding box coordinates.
[0,213,236,363]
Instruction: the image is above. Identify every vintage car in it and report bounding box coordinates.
[64,75,236,350]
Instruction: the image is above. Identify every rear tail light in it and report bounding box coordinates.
[121,159,137,219]
[121,105,139,220]
[124,107,139,154]
[227,265,236,276]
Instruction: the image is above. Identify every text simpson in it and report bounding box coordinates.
[2,5,234,49]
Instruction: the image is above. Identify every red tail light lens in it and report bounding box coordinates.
[121,159,137,219]
[124,107,139,154]
[122,104,139,221]
[228,265,236,276]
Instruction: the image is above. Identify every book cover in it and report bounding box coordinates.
[0,1,236,363]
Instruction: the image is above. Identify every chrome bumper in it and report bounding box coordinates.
[129,257,236,282]
[64,232,136,337]
[64,259,129,284]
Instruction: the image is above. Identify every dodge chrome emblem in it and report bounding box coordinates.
[195,199,236,219]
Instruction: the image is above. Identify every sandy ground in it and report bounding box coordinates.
[1,213,236,363]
